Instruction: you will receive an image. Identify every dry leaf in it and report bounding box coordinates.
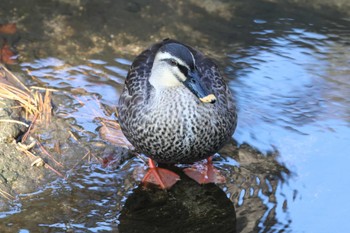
[0,41,16,64]
[0,23,17,34]
[99,119,134,149]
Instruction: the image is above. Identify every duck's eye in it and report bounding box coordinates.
[169,59,178,66]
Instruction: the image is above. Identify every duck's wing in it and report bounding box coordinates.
[118,46,156,108]
[194,50,235,107]
[190,48,237,132]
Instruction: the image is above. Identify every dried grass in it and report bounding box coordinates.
[0,65,65,179]
[0,65,53,124]
[0,64,130,181]
[0,188,14,201]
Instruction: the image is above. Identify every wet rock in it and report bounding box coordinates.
[0,66,133,211]
[0,142,45,210]
[270,0,350,15]
[0,99,25,143]
[126,2,141,13]
[119,168,237,233]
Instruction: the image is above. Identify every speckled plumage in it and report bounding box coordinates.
[117,39,237,163]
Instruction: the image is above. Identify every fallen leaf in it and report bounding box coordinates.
[0,41,16,64]
[102,153,121,168]
[0,23,17,34]
[99,119,134,149]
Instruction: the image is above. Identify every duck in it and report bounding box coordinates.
[117,39,237,189]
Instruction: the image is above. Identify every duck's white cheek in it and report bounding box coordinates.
[149,67,183,88]
[176,72,187,82]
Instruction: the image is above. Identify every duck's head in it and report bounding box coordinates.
[149,43,216,104]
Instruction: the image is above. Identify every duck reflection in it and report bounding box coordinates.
[119,166,236,233]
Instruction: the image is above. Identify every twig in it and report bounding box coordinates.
[44,163,65,178]
[71,151,91,170]
[0,189,15,201]
[0,64,30,92]
[21,113,38,143]
[36,140,64,168]
[30,86,59,92]
[19,146,65,178]
[68,130,79,141]
[0,119,29,127]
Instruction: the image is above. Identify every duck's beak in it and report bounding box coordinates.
[184,70,216,104]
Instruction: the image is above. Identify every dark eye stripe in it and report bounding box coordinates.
[161,58,189,77]
[177,64,188,77]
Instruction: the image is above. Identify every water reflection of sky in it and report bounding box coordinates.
[230,27,350,232]
[287,122,350,233]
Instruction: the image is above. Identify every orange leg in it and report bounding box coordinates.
[142,159,180,189]
[183,156,226,184]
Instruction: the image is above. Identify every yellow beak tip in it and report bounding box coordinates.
[200,94,217,103]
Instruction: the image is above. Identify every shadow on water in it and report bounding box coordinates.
[0,0,350,232]
[119,168,236,233]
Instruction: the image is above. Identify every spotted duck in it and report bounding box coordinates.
[118,39,237,189]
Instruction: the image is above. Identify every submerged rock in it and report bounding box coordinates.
[119,167,237,233]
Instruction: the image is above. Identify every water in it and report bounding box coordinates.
[1,0,350,232]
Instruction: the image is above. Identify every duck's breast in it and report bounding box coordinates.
[128,87,233,163]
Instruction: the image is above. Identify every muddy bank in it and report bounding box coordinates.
[1,0,349,68]
[0,66,131,211]
[269,0,350,14]
[0,111,130,212]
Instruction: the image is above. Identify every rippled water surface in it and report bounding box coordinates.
[1,0,350,232]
